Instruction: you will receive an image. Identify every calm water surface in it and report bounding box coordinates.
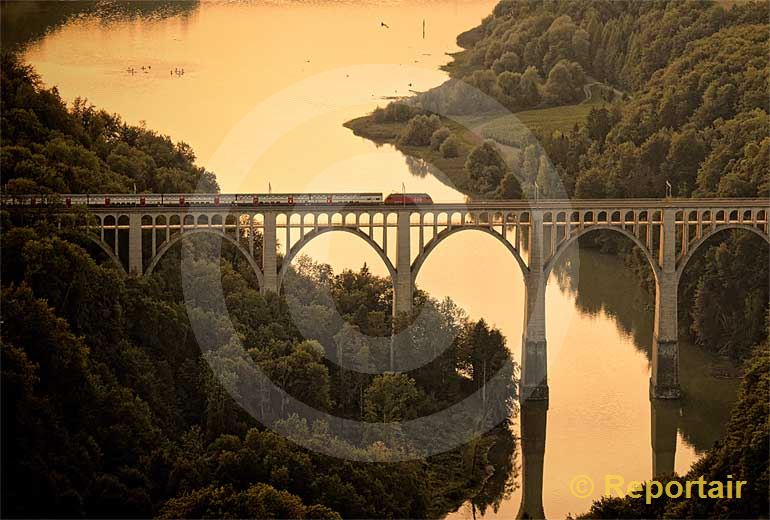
[19,2,738,517]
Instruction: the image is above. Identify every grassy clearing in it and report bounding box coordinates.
[478,99,606,146]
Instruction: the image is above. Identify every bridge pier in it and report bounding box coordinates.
[128,213,143,275]
[521,211,549,401]
[262,212,279,294]
[651,209,681,399]
[393,211,413,317]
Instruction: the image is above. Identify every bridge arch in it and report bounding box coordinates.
[543,225,661,284]
[411,226,529,286]
[278,227,396,289]
[676,224,770,284]
[80,235,127,275]
[144,228,264,287]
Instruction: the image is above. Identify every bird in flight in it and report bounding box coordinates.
[381,21,390,28]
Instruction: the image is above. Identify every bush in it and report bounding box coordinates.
[465,141,507,193]
[372,102,416,123]
[398,114,441,146]
[440,135,461,158]
[429,127,451,150]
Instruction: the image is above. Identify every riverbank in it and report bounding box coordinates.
[344,113,481,195]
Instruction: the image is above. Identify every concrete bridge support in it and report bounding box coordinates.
[651,209,681,399]
[521,211,549,401]
[262,212,279,294]
[393,211,413,317]
[128,213,143,275]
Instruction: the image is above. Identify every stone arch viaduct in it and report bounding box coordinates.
[31,197,769,401]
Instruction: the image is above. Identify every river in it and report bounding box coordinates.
[14,1,739,517]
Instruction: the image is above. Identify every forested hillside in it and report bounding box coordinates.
[1,55,218,194]
[348,0,769,361]
[1,55,517,517]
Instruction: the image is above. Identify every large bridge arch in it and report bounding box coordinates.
[543,225,662,285]
[410,226,529,286]
[144,228,265,288]
[676,224,770,284]
[277,227,396,289]
[86,236,127,275]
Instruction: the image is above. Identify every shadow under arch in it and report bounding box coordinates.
[278,227,396,289]
[543,225,661,285]
[676,224,770,284]
[411,226,529,286]
[145,228,265,288]
[85,236,127,275]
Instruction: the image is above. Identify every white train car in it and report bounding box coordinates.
[2,193,385,207]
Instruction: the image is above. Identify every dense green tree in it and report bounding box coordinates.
[364,373,426,423]
[465,141,508,195]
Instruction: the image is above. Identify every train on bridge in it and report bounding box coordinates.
[2,192,434,207]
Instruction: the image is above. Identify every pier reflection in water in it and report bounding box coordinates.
[513,397,681,520]
[449,244,738,520]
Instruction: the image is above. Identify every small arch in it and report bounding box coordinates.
[597,211,608,223]
[676,224,770,283]
[155,215,167,226]
[544,225,661,284]
[142,215,153,226]
[411,226,528,286]
[211,214,222,226]
[197,215,209,225]
[278,227,395,288]
[145,228,264,286]
[118,215,129,227]
[611,211,621,223]
[184,215,195,226]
